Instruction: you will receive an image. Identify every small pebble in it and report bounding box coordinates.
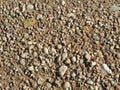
[102,63,112,75]
[63,81,71,90]
[57,44,62,49]
[43,47,49,54]
[27,4,34,10]
[20,59,25,65]
[71,56,76,63]
[85,53,91,61]
[87,80,94,85]
[28,66,34,71]
[37,14,43,20]
[59,65,68,76]
[21,52,29,58]
[62,53,68,60]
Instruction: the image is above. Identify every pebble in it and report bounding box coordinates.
[63,81,71,90]
[43,47,49,54]
[21,52,29,58]
[57,44,62,49]
[59,65,68,76]
[62,53,68,60]
[62,1,65,5]
[87,80,94,85]
[28,66,34,71]
[85,53,91,61]
[27,4,34,10]
[20,59,26,65]
[36,14,43,20]
[71,56,76,63]
[102,63,112,75]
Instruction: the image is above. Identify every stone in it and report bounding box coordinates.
[27,4,34,10]
[57,44,62,49]
[71,56,76,63]
[87,80,94,85]
[59,65,68,76]
[20,59,25,65]
[43,47,49,54]
[63,81,71,90]
[102,63,112,75]
[21,52,29,58]
[28,66,34,71]
[85,53,91,61]
[37,14,43,20]
[62,53,68,60]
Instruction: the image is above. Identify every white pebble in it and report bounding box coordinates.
[87,80,94,85]
[20,59,25,65]
[27,4,34,10]
[85,53,91,61]
[102,63,112,75]
[62,53,68,60]
[57,44,62,49]
[43,47,48,54]
[71,56,76,63]
[63,81,71,90]
[59,65,68,76]
[28,66,34,71]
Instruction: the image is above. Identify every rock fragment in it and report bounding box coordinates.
[59,65,68,76]
[63,81,71,90]
[102,63,112,75]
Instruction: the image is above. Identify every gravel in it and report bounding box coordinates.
[0,0,119,90]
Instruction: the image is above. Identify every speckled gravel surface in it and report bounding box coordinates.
[0,0,120,90]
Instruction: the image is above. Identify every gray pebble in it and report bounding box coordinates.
[87,80,94,85]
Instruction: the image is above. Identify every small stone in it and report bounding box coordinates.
[22,4,26,12]
[71,56,76,63]
[91,61,96,67]
[87,80,94,85]
[37,77,45,85]
[20,59,26,65]
[43,47,49,54]
[21,52,29,58]
[59,65,68,76]
[37,14,43,20]
[62,1,65,5]
[71,72,76,78]
[57,44,62,49]
[75,29,81,35]
[28,66,34,71]
[62,53,68,60]
[27,4,34,10]
[63,81,71,90]
[85,53,91,61]
[102,63,112,75]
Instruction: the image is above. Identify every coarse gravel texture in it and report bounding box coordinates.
[0,0,120,90]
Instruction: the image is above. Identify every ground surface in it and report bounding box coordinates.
[0,0,120,90]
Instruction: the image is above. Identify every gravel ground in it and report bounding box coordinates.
[0,0,120,90]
